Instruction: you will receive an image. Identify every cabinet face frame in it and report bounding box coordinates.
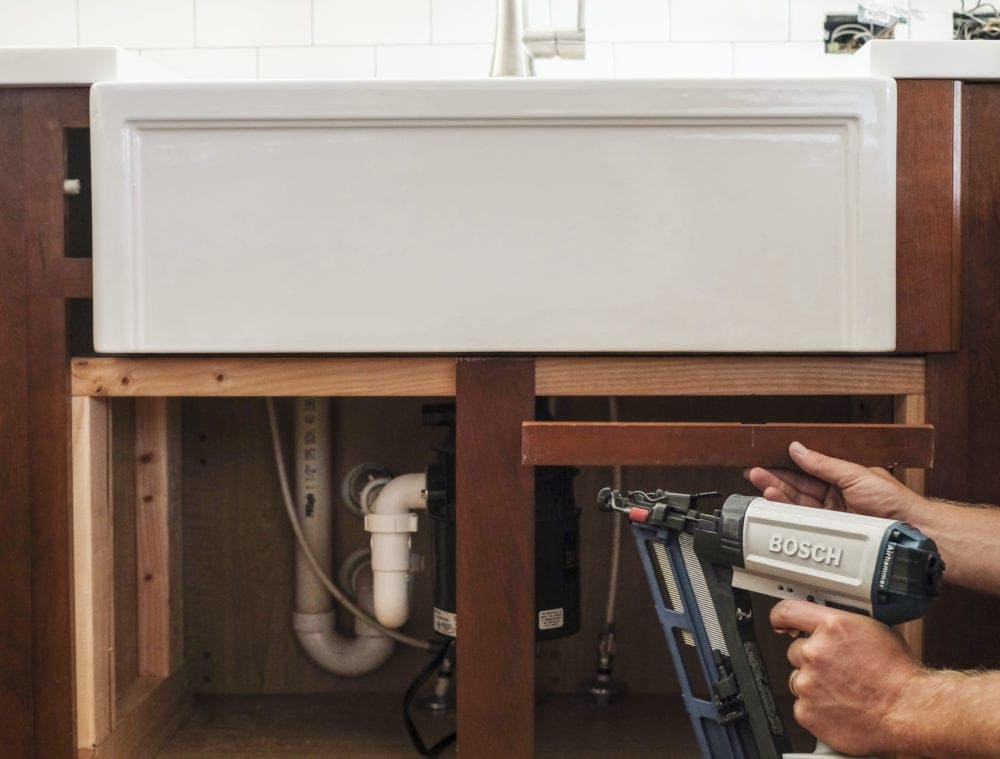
[68,355,929,759]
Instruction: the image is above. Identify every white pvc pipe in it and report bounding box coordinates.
[364,472,427,629]
[293,567,394,677]
[293,397,395,676]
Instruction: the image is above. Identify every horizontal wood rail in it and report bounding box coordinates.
[71,356,925,398]
[522,422,935,468]
[536,356,925,397]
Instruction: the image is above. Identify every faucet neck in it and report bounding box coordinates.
[490,0,534,77]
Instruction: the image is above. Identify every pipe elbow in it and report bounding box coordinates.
[369,472,427,515]
[293,612,395,678]
[365,472,426,628]
[373,571,411,628]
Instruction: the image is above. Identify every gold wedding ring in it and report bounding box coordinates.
[788,668,800,697]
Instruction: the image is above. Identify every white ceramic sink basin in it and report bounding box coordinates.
[91,78,896,353]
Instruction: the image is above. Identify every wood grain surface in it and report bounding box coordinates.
[535,357,926,396]
[456,359,535,759]
[0,88,34,759]
[134,399,182,678]
[71,356,927,399]
[923,83,1000,672]
[23,87,89,759]
[81,672,191,759]
[523,422,934,468]
[896,80,962,352]
[72,397,115,749]
[155,692,705,758]
[71,357,457,397]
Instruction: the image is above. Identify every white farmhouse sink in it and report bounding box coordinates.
[90,78,896,353]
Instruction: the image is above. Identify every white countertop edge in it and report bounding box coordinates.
[0,46,175,85]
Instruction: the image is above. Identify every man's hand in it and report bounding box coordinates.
[771,599,925,756]
[744,441,926,523]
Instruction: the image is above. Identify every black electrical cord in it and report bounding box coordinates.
[403,640,456,757]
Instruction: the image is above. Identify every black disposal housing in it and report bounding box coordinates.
[423,402,581,641]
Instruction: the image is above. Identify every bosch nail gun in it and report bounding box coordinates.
[597,488,944,759]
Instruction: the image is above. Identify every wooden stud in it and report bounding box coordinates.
[522,422,934,468]
[893,394,927,659]
[536,357,926,397]
[72,356,926,399]
[134,399,182,678]
[72,397,116,749]
[80,672,191,759]
[456,359,535,759]
[72,357,457,398]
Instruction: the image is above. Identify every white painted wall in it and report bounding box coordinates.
[0,0,968,79]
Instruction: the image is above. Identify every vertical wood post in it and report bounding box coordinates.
[72,397,115,748]
[23,87,89,759]
[0,88,34,759]
[134,399,183,678]
[894,393,927,659]
[456,359,535,759]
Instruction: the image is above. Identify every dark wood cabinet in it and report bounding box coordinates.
[2,80,1000,759]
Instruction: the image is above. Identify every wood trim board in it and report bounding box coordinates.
[522,422,934,468]
[71,357,926,398]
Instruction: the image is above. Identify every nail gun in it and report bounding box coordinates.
[597,488,944,759]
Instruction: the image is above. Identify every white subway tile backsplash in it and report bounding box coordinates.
[533,42,614,77]
[613,42,733,77]
[0,0,77,46]
[432,0,495,43]
[5,0,978,83]
[140,47,257,78]
[733,41,844,77]
[196,0,310,47]
[586,0,670,42]
[525,0,551,28]
[910,0,958,41]
[259,46,375,78]
[79,0,194,48]
[549,0,581,27]
[315,0,431,45]
[790,0,845,42]
[671,0,789,42]
[376,44,492,78]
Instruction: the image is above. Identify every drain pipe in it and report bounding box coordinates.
[361,472,427,628]
[292,398,395,676]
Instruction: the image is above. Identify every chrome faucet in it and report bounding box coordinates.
[490,0,587,77]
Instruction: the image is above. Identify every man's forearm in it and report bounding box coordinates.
[905,498,1000,596]
[890,668,1000,757]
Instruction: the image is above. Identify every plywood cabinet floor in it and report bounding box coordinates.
[156,694,702,758]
